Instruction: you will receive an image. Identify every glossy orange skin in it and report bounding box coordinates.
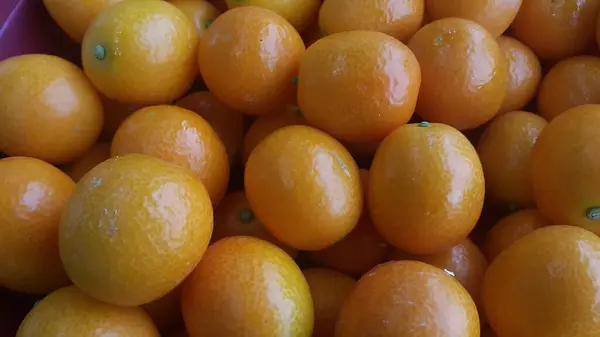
[170,0,221,38]
[82,0,198,105]
[497,36,542,114]
[299,31,421,142]
[369,122,484,255]
[511,0,600,61]
[59,154,213,306]
[182,236,314,337]
[142,286,182,333]
[245,125,363,251]
[0,54,103,164]
[425,0,521,37]
[537,56,600,121]
[302,268,356,337]
[0,157,74,294]
[318,0,424,41]
[227,0,321,32]
[477,111,547,208]
[336,261,480,337]
[199,6,305,115]
[531,105,600,235]
[111,105,230,206]
[17,286,160,337]
[483,208,551,262]
[69,142,111,182]
[408,18,507,130]
[483,226,600,337]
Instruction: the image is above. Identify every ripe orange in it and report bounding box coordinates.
[245,125,363,251]
[482,208,551,262]
[82,0,198,105]
[226,0,321,32]
[537,56,600,121]
[111,105,230,206]
[0,54,103,164]
[483,226,600,337]
[336,261,480,337]
[198,6,305,115]
[369,122,484,255]
[59,154,213,306]
[181,236,313,337]
[531,104,600,235]
[98,96,142,142]
[69,142,110,182]
[477,110,548,208]
[298,30,421,142]
[497,36,542,114]
[17,286,160,337]
[170,0,221,38]
[511,0,600,61]
[318,0,424,41]
[302,268,356,337]
[0,157,74,294]
[142,286,183,333]
[407,18,507,130]
[176,92,244,165]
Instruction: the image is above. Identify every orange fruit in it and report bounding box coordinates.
[17,286,160,337]
[424,0,521,37]
[98,96,143,142]
[142,286,183,333]
[111,105,230,206]
[482,208,551,262]
[169,0,221,38]
[369,122,484,255]
[226,0,321,32]
[69,142,111,182]
[245,125,362,251]
[407,18,507,130]
[0,54,103,165]
[537,56,600,121]
[176,92,245,165]
[198,6,305,115]
[482,226,600,337]
[318,0,424,41]
[59,154,213,306]
[511,0,600,61]
[298,30,421,142]
[0,157,74,294]
[497,36,542,114]
[82,0,198,105]
[476,110,548,208]
[335,261,480,337]
[302,268,356,337]
[181,236,313,337]
[213,190,297,257]
[531,104,600,235]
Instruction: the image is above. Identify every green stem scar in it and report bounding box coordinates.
[586,207,600,220]
[204,19,214,29]
[419,121,430,127]
[239,209,255,223]
[94,45,106,60]
[291,76,299,85]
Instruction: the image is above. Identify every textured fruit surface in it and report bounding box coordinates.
[59,154,213,306]
[298,30,421,142]
[335,261,480,337]
[369,122,484,255]
[17,286,160,337]
[408,18,507,130]
[170,0,221,38]
[182,236,313,337]
[111,105,230,206]
[227,0,321,32]
[483,226,600,337]
[0,157,75,294]
[69,142,110,182]
[198,6,305,115]
[0,54,103,164]
[245,125,363,251]
[82,0,198,105]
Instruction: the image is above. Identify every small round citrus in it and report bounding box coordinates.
[59,154,213,306]
[170,0,221,38]
[69,142,110,182]
[226,0,321,32]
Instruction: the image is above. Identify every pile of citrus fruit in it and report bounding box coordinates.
[3,0,600,336]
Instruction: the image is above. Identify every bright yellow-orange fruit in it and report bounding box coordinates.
[226,0,321,32]
[17,286,160,337]
[0,54,103,164]
[170,0,221,38]
[335,261,480,337]
[82,0,198,105]
[245,125,363,251]
[69,142,111,182]
[483,226,600,337]
[59,154,213,306]
[298,30,421,142]
[142,286,183,333]
[369,122,484,255]
[0,157,75,294]
[199,6,305,115]
[182,236,314,337]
